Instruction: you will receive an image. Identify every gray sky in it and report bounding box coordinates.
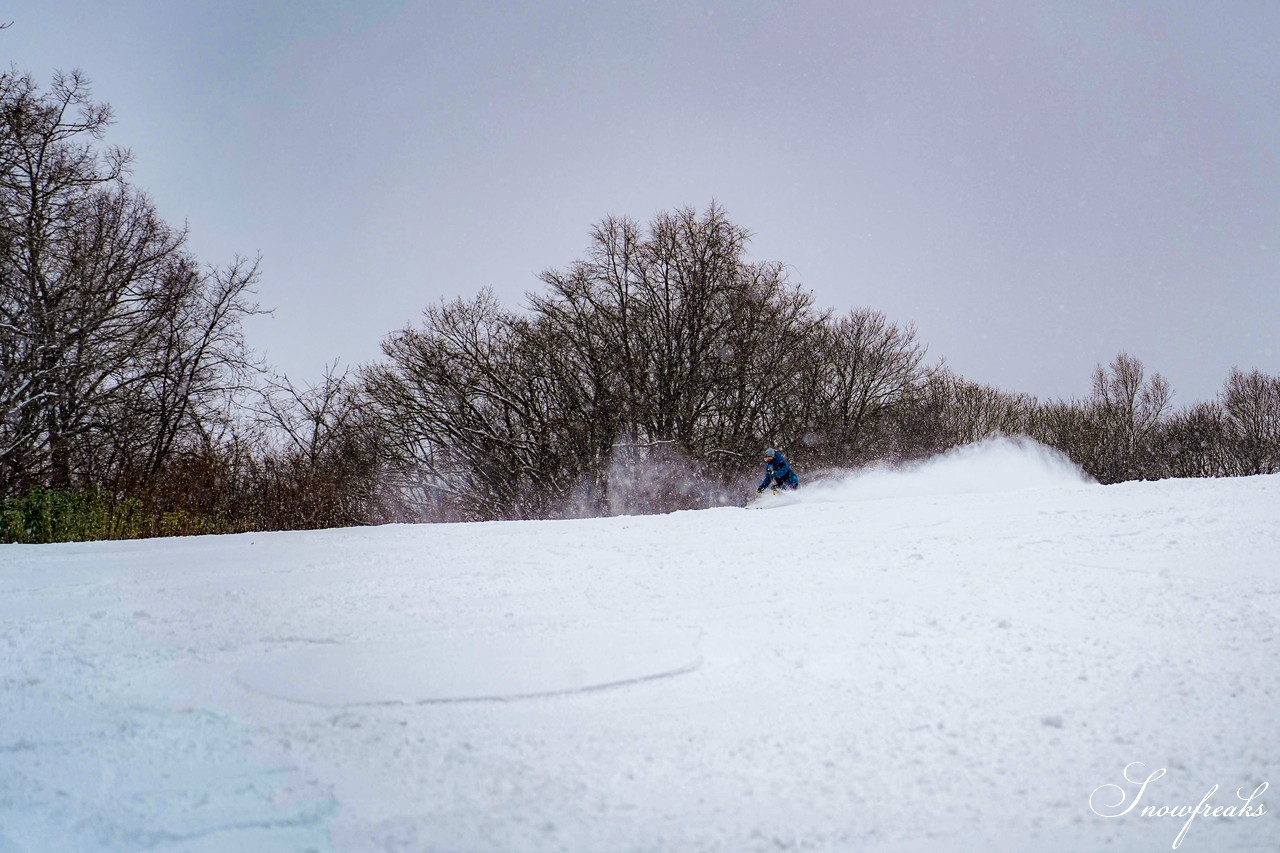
[8,1,1279,401]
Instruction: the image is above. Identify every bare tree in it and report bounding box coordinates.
[91,256,264,488]
[1082,353,1172,482]
[251,363,385,529]
[367,206,828,519]
[365,290,567,520]
[1159,401,1231,479]
[532,204,823,509]
[0,70,188,490]
[0,70,263,515]
[1220,368,1280,475]
[804,308,936,464]
[0,69,264,540]
[533,205,818,454]
[921,371,1035,448]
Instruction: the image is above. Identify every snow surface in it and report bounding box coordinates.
[235,623,702,706]
[3,438,1279,852]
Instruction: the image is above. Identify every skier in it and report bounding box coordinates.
[758,448,800,493]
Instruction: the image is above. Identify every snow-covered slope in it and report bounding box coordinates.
[3,439,1278,852]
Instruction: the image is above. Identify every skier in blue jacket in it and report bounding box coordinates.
[758,448,800,493]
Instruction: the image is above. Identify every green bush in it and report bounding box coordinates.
[0,488,145,544]
[157,508,222,538]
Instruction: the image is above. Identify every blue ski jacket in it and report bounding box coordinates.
[759,451,799,490]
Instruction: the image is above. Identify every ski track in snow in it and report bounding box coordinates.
[233,623,704,707]
[2,440,1280,852]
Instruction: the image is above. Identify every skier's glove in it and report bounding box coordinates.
[757,487,764,493]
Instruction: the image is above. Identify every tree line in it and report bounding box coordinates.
[2,71,1277,541]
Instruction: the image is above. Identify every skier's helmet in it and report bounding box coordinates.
[763,448,777,458]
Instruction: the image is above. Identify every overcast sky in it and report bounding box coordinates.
[8,1,1279,401]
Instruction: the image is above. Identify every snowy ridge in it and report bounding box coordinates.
[2,440,1278,852]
